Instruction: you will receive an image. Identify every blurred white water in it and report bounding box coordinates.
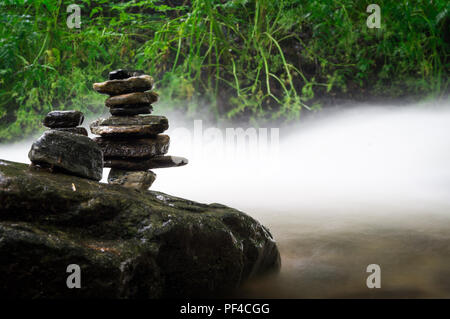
[159,102,450,214]
[1,101,450,297]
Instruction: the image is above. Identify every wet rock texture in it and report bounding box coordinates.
[43,110,84,128]
[91,69,188,190]
[92,115,168,127]
[104,155,188,170]
[108,168,156,189]
[105,92,159,107]
[51,127,88,136]
[0,160,281,298]
[90,115,169,137]
[109,69,144,80]
[28,130,103,181]
[109,106,152,116]
[93,75,154,95]
[94,135,170,158]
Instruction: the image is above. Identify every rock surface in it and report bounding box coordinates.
[105,92,159,107]
[90,115,169,137]
[43,110,84,128]
[93,115,167,127]
[105,155,188,170]
[51,127,88,136]
[93,75,154,95]
[108,168,156,190]
[0,160,281,298]
[109,69,144,80]
[28,130,103,181]
[94,135,170,159]
[109,106,152,116]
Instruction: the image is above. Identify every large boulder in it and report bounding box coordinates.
[0,159,280,298]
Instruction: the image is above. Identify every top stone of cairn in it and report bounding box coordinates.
[109,69,145,80]
[93,74,154,96]
[43,110,84,128]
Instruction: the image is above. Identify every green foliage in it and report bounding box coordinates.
[0,0,448,141]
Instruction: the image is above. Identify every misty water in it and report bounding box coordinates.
[1,101,450,298]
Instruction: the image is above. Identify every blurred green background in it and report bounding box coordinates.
[0,0,448,142]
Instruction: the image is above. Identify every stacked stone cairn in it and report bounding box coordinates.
[90,69,188,190]
[28,110,103,181]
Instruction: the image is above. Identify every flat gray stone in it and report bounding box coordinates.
[104,155,187,170]
[94,135,170,159]
[93,75,154,95]
[92,115,166,126]
[43,110,84,128]
[104,156,188,170]
[28,130,103,181]
[143,155,188,168]
[107,168,156,190]
[105,92,159,107]
[90,115,168,137]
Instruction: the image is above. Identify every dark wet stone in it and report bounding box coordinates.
[110,106,152,116]
[145,155,188,168]
[104,156,188,170]
[28,130,103,181]
[109,69,145,80]
[90,115,168,137]
[108,168,156,190]
[51,127,88,136]
[94,135,170,159]
[43,110,84,128]
[93,75,154,95]
[108,103,151,109]
[105,91,159,107]
[0,159,281,298]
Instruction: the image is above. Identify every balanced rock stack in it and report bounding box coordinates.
[28,110,103,181]
[90,69,188,190]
